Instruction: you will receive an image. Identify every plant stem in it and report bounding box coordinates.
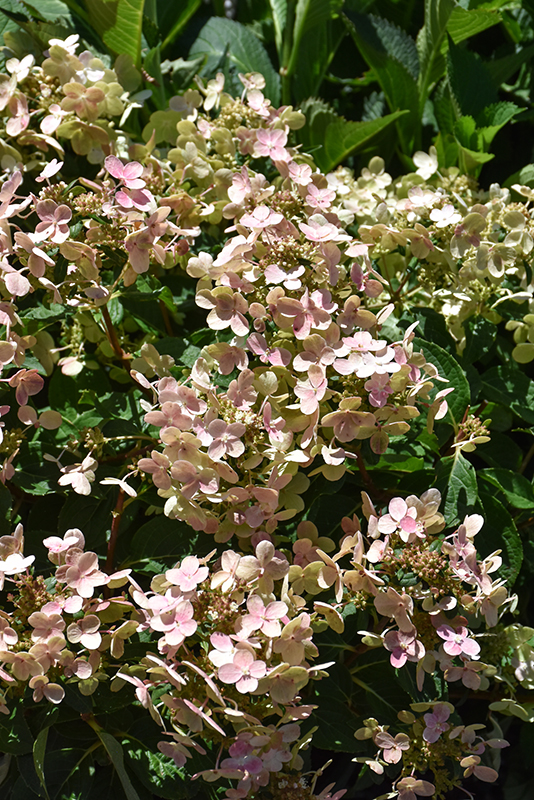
[106,488,126,578]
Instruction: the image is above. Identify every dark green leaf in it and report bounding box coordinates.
[478,469,534,510]
[32,729,49,800]
[447,36,498,118]
[344,10,419,152]
[462,315,496,365]
[189,18,280,106]
[481,365,534,424]
[436,451,478,526]
[0,705,33,755]
[476,491,523,585]
[128,514,200,565]
[413,338,470,429]
[126,749,191,800]
[96,731,141,800]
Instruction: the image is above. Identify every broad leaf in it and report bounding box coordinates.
[413,338,470,429]
[447,5,503,44]
[481,365,534,424]
[85,0,145,67]
[447,37,498,118]
[478,468,534,510]
[291,17,346,102]
[320,111,408,172]
[288,0,343,76]
[436,451,478,526]
[189,18,280,106]
[476,491,523,585]
[485,42,534,86]
[344,10,420,152]
[19,0,72,23]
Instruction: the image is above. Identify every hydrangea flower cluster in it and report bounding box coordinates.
[325,150,534,359]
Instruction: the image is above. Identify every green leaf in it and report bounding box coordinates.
[96,731,141,800]
[0,705,33,755]
[18,0,73,22]
[268,0,287,58]
[447,6,503,44]
[416,0,456,107]
[287,0,343,76]
[33,729,50,800]
[436,451,478,526]
[485,42,534,86]
[447,36,498,118]
[0,0,24,41]
[476,101,521,148]
[126,749,191,800]
[160,0,201,53]
[189,18,280,106]
[86,0,145,67]
[481,365,534,424]
[298,98,408,172]
[476,490,523,585]
[320,112,408,172]
[479,468,534,510]
[343,10,420,152]
[128,514,200,565]
[291,17,346,102]
[462,315,497,365]
[413,338,470,429]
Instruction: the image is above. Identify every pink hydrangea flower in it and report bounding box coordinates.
[166,556,209,592]
[437,624,481,659]
[218,650,267,693]
[423,703,451,743]
[240,595,288,638]
[207,419,246,461]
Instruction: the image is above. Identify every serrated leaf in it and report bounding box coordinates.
[86,0,145,67]
[478,469,534,510]
[481,365,534,424]
[189,17,280,106]
[436,451,478,526]
[476,491,523,585]
[344,10,420,152]
[413,338,470,429]
[447,6,503,44]
[19,0,72,22]
[447,36,498,118]
[126,749,191,800]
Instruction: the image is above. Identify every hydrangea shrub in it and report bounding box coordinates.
[0,32,530,800]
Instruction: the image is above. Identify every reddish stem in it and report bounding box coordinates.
[106,487,126,579]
